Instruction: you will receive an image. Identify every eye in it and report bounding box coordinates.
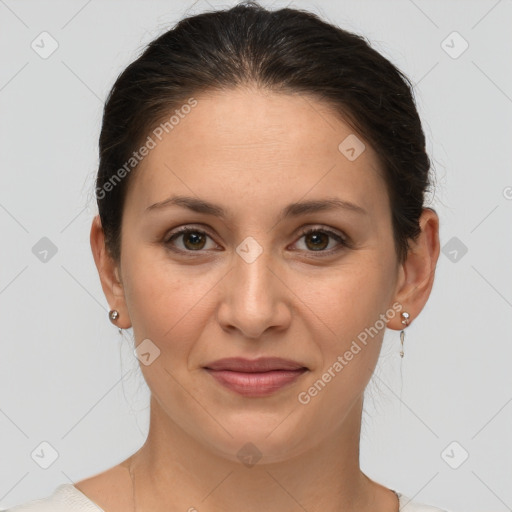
[292,227,348,255]
[165,227,219,252]
[164,225,349,256]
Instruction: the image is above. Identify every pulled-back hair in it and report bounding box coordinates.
[96,1,433,264]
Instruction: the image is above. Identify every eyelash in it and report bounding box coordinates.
[164,225,350,257]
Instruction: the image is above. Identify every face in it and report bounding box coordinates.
[105,87,407,462]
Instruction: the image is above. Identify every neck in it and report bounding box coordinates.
[125,394,395,512]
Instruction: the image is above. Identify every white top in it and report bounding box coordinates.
[2,483,451,511]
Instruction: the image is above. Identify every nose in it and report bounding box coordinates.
[216,242,292,340]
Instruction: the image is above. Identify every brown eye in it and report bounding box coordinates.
[304,231,330,251]
[181,231,206,250]
[166,228,216,251]
[293,227,348,255]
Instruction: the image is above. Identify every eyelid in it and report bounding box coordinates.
[291,225,349,252]
[165,223,217,241]
[164,224,350,254]
[164,224,222,251]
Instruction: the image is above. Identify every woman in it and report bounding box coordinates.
[6,1,448,511]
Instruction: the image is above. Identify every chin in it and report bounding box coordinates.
[195,415,315,466]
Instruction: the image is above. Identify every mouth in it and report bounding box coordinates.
[203,357,308,397]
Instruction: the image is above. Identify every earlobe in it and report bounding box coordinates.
[388,208,440,331]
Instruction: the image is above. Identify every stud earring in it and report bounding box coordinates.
[399,312,410,358]
[108,309,123,335]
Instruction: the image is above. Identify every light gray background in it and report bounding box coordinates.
[1,0,511,510]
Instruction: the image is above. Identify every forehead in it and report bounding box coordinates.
[125,87,386,216]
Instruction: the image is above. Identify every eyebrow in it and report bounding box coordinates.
[145,195,368,219]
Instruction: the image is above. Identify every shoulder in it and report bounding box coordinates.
[397,492,453,512]
[1,484,105,512]
[3,463,132,512]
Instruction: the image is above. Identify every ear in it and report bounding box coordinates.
[90,214,132,329]
[388,208,440,330]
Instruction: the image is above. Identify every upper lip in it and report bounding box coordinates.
[204,357,307,372]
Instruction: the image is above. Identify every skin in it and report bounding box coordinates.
[84,86,440,512]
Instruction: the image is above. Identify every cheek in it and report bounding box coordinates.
[345,264,395,333]
[309,258,395,337]
[300,251,397,379]
[123,262,212,402]
[292,261,396,434]
[122,252,219,356]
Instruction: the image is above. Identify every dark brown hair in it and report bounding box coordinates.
[95,1,433,264]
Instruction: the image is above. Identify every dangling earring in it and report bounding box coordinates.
[108,309,123,335]
[399,312,410,358]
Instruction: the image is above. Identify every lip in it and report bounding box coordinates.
[203,357,308,397]
[204,357,306,372]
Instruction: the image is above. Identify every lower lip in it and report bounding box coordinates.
[204,368,307,397]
